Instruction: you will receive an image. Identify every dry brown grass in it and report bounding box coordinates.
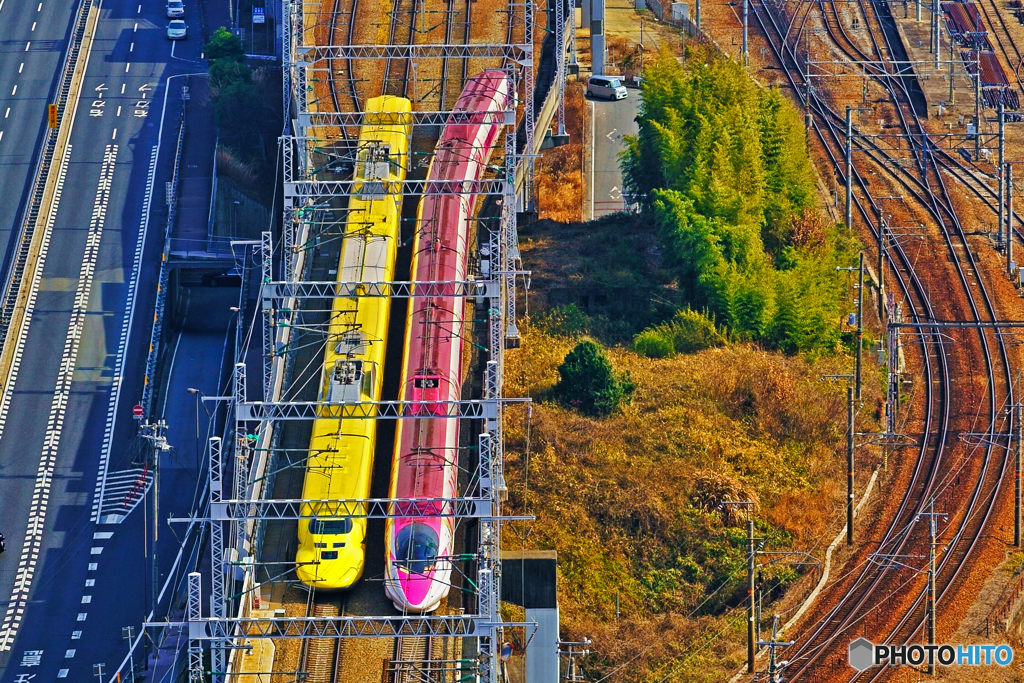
[536,80,585,222]
[501,326,879,681]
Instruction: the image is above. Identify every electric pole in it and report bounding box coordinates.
[1008,164,1015,275]
[748,515,755,673]
[758,615,794,683]
[846,107,853,230]
[1016,398,1022,547]
[856,251,864,400]
[917,503,946,675]
[999,103,1005,248]
[848,385,855,546]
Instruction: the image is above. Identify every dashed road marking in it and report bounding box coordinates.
[71,631,81,640]
[80,596,91,604]
[92,531,112,539]
[87,564,97,571]
[89,547,103,555]
[0,145,117,651]
[84,579,94,587]
[76,613,86,622]
[58,669,69,678]
[64,649,75,658]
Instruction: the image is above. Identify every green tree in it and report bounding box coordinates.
[209,57,252,91]
[556,341,634,416]
[214,79,262,140]
[205,27,244,61]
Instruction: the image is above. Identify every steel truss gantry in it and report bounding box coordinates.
[188,4,536,682]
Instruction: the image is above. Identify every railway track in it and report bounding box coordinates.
[744,0,1018,679]
[384,0,421,98]
[298,592,346,683]
[327,0,361,115]
[975,0,1024,88]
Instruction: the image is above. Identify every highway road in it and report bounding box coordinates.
[0,0,81,288]
[0,0,210,680]
[589,91,639,218]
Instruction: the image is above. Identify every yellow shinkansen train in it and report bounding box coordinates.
[295,96,412,589]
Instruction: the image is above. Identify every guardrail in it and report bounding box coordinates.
[140,89,188,416]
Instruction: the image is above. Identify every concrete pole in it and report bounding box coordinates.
[742,0,749,67]
[847,385,855,546]
[856,252,864,401]
[582,0,591,29]
[949,39,956,104]
[1009,164,1015,275]
[1000,104,1005,247]
[878,216,886,323]
[1017,400,1022,547]
[696,0,701,28]
[935,0,941,69]
[927,509,936,675]
[976,51,982,161]
[591,0,606,75]
[846,107,853,230]
[747,517,755,673]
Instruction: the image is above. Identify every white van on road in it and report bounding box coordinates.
[587,76,628,100]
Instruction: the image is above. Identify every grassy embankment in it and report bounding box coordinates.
[514,48,881,682]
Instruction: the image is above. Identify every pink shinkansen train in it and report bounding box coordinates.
[384,70,512,612]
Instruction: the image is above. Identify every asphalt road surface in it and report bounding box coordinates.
[589,90,640,218]
[0,0,208,680]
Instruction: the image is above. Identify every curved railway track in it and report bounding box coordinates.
[327,0,361,115]
[746,0,1018,679]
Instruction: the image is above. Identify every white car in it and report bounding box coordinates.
[166,0,184,17]
[167,20,187,39]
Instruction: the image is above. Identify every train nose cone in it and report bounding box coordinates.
[400,570,436,610]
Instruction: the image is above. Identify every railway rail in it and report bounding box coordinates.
[743,0,1019,679]
[298,592,346,683]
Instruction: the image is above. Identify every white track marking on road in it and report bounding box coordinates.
[0,0,7,15]
[133,22,137,32]
[18,63,23,73]
[0,132,4,143]
[0,144,116,652]
[87,564,96,571]
[84,579,94,587]
[111,128,116,140]
[31,21,36,31]
[25,42,30,51]
[93,531,112,539]
[130,42,134,52]
[116,105,121,116]
[4,108,9,118]
[11,85,17,96]
[93,145,157,522]
[64,650,75,658]
[125,63,130,73]
[37,3,41,10]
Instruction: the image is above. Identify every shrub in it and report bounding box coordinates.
[633,328,674,358]
[634,309,726,358]
[556,340,635,416]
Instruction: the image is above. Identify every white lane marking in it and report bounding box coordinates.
[93,143,158,522]
[116,105,121,116]
[58,669,68,678]
[80,596,91,604]
[18,63,23,73]
[130,42,134,52]
[137,3,141,12]
[0,145,116,652]
[4,108,8,118]
[31,21,36,31]
[11,85,16,96]
[133,22,137,32]
[37,3,41,10]
[125,63,130,73]
[111,128,116,140]
[84,579,94,587]
[86,564,96,571]
[93,531,112,539]
[71,631,81,639]
[64,650,75,658]
[121,83,125,94]
[24,42,30,51]
[0,0,7,15]
[76,613,86,622]
[0,132,4,143]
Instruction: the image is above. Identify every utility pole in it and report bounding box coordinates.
[848,385,856,546]
[742,0,749,66]
[1009,164,1015,275]
[143,421,170,621]
[696,0,701,29]
[856,252,864,400]
[975,50,982,161]
[747,516,755,673]
[949,39,956,104]
[999,104,1006,248]
[878,216,886,323]
[935,0,941,69]
[846,107,854,230]
[757,615,794,683]
[917,503,945,675]
[847,387,856,548]
[1016,398,1022,546]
